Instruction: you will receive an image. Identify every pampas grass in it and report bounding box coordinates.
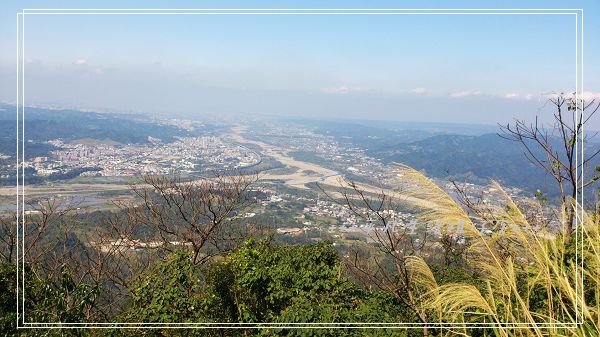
[397,165,599,337]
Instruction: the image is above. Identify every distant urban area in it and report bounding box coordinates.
[0,103,558,249]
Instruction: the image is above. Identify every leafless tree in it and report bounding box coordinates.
[24,198,84,269]
[0,198,112,322]
[127,173,258,265]
[447,178,551,266]
[70,172,260,318]
[0,212,16,263]
[499,93,600,237]
[318,178,434,337]
[0,171,259,322]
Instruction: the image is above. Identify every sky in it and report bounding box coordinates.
[0,0,599,127]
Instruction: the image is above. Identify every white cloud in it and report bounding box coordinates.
[505,92,520,99]
[320,86,368,95]
[321,86,349,94]
[541,91,600,101]
[542,92,566,99]
[74,59,88,65]
[25,58,41,64]
[582,91,600,100]
[450,90,481,98]
[410,87,427,94]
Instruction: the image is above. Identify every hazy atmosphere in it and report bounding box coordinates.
[0,0,599,126]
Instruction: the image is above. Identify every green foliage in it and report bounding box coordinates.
[122,250,204,324]
[0,262,98,337]
[215,239,348,322]
[118,240,407,336]
[0,263,18,336]
[203,239,407,336]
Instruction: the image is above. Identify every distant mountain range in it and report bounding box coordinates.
[303,119,599,198]
[374,133,556,194]
[1,105,596,198]
[0,104,191,159]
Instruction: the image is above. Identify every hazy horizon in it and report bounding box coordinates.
[1,1,599,127]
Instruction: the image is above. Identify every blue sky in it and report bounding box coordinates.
[0,0,598,126]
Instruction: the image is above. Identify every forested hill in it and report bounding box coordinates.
[0,104,190,158]
[305,120,599,197]
[375,133,600,197]
[375,134,551,191]
[0,104,190,144]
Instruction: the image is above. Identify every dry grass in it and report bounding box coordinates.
[397,166,599,336]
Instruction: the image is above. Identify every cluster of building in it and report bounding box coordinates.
[92,238,193,253]
[27,136,260,177]
[303,199,414,228]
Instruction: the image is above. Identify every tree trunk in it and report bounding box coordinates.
[564,193,576,243]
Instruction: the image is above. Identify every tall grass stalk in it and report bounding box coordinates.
[396,165,598,336]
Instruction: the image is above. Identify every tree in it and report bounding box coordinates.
[0,212,16,263]
[126,173,258,265]
[315,176,445,337]
[121,250,204,325]
[499,93,600,237]
[0,262,98,336]
[120,240,407,337]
